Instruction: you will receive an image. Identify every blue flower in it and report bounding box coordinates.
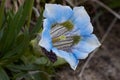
[39,4,101,70]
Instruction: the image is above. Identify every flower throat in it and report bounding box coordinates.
[51,21,81,52]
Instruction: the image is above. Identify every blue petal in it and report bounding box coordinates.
[39,19,53,52]
[72,34,101,59]
[66,23,93,36]
[72,49,89,59]
[70,6,93,35]
[52,47,79,70]
[44,4,73,23]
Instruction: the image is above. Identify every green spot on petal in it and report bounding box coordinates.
[72,36,81,45]
[61,21,73,31]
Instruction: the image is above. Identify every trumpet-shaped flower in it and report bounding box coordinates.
[39,4,101,70]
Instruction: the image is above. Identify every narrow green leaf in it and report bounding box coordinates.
[13,72,27,80]
[6,64,40,71]
[108,0,120,8]
[53,57,66,67]
[0,0,6,29]
[27,0,34,27]
[1,6,24,52]
[3,0,34,52]
[31,9,43,35]
[34,57,48,65]
[17,0,34,32]
[0,28,29,65]
[0,27,4,41]
[29,72,50,80]
[0,66,10,80]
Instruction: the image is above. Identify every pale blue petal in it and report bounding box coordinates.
[52,47,79,70]
[72,49,89,59]
[66,23,93,36]
[70,6,93,35]
[39,19,53,52]
[72,34,101,59]
[44,4,73,23]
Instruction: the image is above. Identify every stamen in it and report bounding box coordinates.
[53,35,81,52]
[52,35,66,43]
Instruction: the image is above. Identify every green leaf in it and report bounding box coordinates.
[53,57,66,67]
[27,0,34,27]
[2,0,34,52]
[0,29,29,65]
[0,27,4,41]
[34,57,48,65]
[14,71,51,80]
[29,72,51,80]
[0,0,6,29]
[107,0,120,8]
[0,7,23,52]
[30,9,43,36]
[0,27,5,51]
[6,64,40,71]
[0,66,10,80]
[13,72,27,80]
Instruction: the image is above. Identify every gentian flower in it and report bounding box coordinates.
[39,4,101,70]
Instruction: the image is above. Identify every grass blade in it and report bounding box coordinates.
[0,0,6,29]
[31,10,43,34]
[2,0,34,52]
[0,66,10,80]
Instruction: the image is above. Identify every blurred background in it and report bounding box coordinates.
[0,0,120,80]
